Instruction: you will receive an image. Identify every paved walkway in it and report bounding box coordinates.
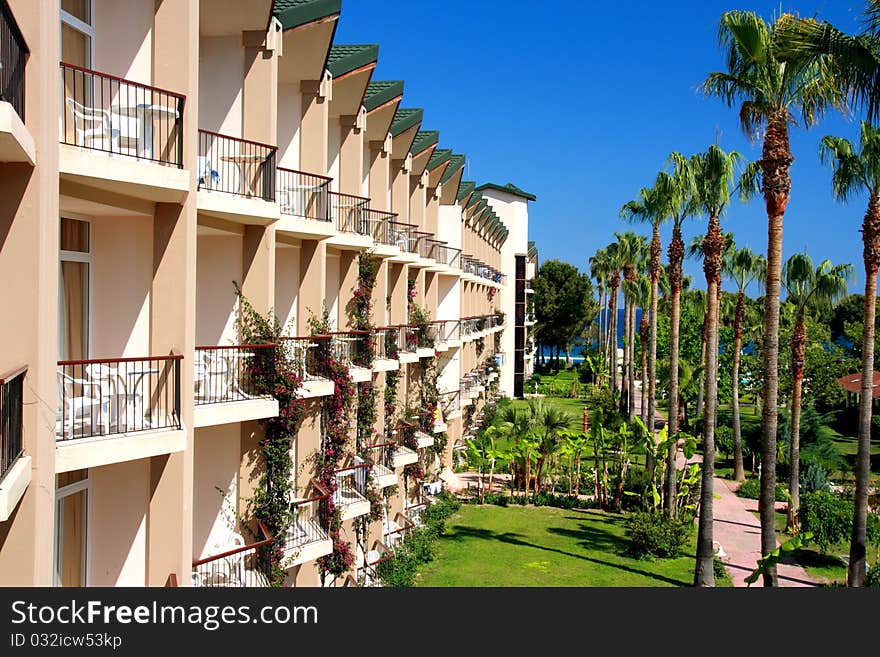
[706,469,820,587]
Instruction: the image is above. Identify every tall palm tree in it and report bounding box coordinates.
[528,398,575,493]
[723,247,767,482]
[615,231,647,421]
[589,248,610,373]
[605,242,623,396]
[782,252,854,532]
[704,10,845,587]
[621,179,669,454]
[818,122,880,585]
[635,274,652,424]
[661,153,697,515]
[689,145,743,587]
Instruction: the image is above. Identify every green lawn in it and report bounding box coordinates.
[414,504,715,587]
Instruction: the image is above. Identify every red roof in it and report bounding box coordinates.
[836,371,880,397]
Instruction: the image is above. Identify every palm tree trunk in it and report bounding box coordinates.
[849,194,880,587]
[621,292,630,413]
[628,301,637,422]
[786,312,806,533]
[610,280,619,395]
[666,224,684,516]
[732,291,746,482]
[696,312,707,418]
[759,114,792,588]
[695,215,724,587]
[640,312,649,422]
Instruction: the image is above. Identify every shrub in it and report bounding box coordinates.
[626,512,693,559]
[866,564,880,588]
[622,467,653,511]
[715,425,734,460]
[798,491,865,554]
[735,477,788,502]
[801,461,831,495]
[714,556,729,582]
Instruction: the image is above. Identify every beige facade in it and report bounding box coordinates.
[0,0,531,587]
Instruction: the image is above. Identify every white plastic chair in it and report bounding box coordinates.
[197,156,220,190]
[203,353,231,402]
[65,97,120,151]
[56,370,111,440]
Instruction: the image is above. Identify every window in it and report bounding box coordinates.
[58,217,91,361]
[60,0,94,68]
[54,469,90,587]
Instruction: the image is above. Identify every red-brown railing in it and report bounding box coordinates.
[191,521,273,588]
[59,62,185,167]
[197,129,277,201]
[329,191,370,235]
[194,344,276,406]
[282,480,331,556]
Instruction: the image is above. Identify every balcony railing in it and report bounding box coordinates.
[279,336,326,382]
[277,168,331,221]
[365,208,398,245]
[440,389,460,417]
[330,330,373,369]
[60,62,185,167]
[383,513,414,548]
[0,365,25,482]
[197,130,276,201]
[283,481,331,557]
[56,354,182,442]
[191,522,273,588]
[440,320,460,342]
[329,191,370,235]
[333,463,370,510]
[366,441,395,481]
[405,499,428,528]
[412,231,433,259]
[194,344,276,406]
[0,1,27,119]
[388,221,419,254]
[374,327,399,360]
[433,244,461,268]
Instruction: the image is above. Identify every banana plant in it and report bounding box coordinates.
[744,532,813,587]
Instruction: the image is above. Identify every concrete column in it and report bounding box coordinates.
[242,225,276,316]
[339,111,365,196]
[409,173,426,232]
[0,0,60,586]
[425,271,438,320]
[410,268,425,311]
[388,263,407,325]
[368,137,391,212]
[338,251,358,328]
[372,261,389,327]
[299,239,327,335]
[242,30,278,144]
[301,76,330,175]
[425,188,439,237]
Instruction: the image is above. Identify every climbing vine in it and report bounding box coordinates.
[234,284,305,587]
[309,307,356,581]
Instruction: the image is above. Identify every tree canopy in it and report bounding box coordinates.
[533,259,594,357]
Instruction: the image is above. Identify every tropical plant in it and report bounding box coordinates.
[703,9,846,586]
[819,121,880,586]
[723,246,766,481]
[781,252,854,532]
[614,231,648,423]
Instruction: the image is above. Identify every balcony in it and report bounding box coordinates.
[415,429,434,449]
[282,481,333,568]
[432,243,462,270]
[366,208,403,257]
[382,512,414,549]
[55,354,186,473]
[278,336,335,398]
[191,523,273,587]
[372,327,401,372]
[357,541,394,587]
[0,364,28,521]
[364,443,397,488]
[440,389,461,420]
[405,499,429,528]
[193,344,280,428]
[409,231,436,268]
[525,312,537,326]
[391,443,418,468]
[525,279,535,294]
[383,221,421,264]
[276,167,334,239]
[197,130,279,224]
[329,331,373,382]
[327,191,372,250]
[0,2,32,164]
[333,464,372,521]
[59,63,188,201]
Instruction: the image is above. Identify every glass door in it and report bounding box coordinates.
[58,217,91,361]
[54,470,90,587]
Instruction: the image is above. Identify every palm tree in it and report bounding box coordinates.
[528,398,574,493]
[818,122,880,585]
[723,247,767,482]
[589,248,610,373]
[615,231,647,421]
[621,178,670,456]
[689,144,743,587]
[605,242,623,396]
[782,252,854,532]
[704,10,845,587]
[635,274,651,424]
[660,153,697,516]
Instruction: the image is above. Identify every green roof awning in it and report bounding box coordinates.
[476,181,537,202]
[528,241,537,259]
[428,148,453,170]
[410,130,439,156]
[273,0,341,30]
[466,191,483,210]
[390,108,423,137]
[364,80,404,112]
[326,44,379,78]
[442,155,466,184]
[457,180,476,203]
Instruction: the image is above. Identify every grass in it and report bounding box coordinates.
[414,504,725,587]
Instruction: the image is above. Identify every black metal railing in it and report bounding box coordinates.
[278,336,321,381]
[388,221,419,254]
[277,167,331,221]
[333,464,370,509]
[0,1,27,119]
[191,522,273,588]
[283,482,331,556]
[412,231,433,259]
[440,389,460,417]
[440,320,460,342]
[197,129,276,201]
[434,244,461,268]
[194,344,276,406]
[330,330,373,369]
[368,208,400,245]
[56,354,182,441]
[0,364,25,482]
[60,62,184,167]
[329,191,370,235]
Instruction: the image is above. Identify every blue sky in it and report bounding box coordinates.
[335,1,869,296]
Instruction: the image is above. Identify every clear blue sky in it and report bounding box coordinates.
[335,1,869,296]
